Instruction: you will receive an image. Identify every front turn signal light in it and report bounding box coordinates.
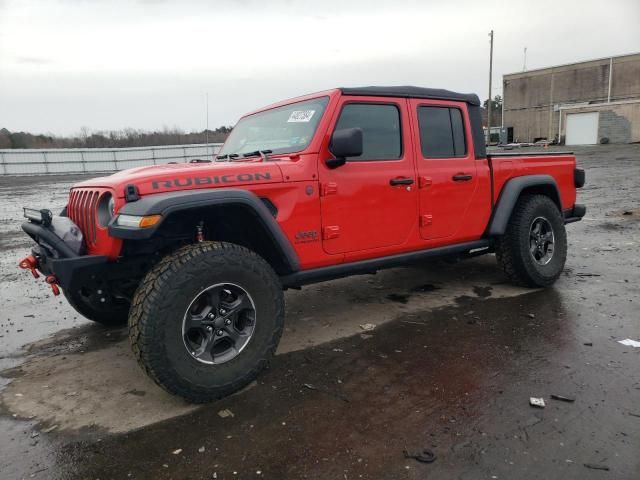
[139,215,162,228]
[115,214,162,228]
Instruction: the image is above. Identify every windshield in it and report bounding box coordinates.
[219,96,329,156]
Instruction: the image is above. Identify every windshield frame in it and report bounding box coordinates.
[218,95,331,157]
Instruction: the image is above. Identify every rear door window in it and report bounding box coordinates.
[417,106,467,158]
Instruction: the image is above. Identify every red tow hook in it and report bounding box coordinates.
[45,275,60,296]
[19,256,60,295]
[19,255,40,278]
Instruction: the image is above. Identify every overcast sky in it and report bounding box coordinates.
[1,0,639,136]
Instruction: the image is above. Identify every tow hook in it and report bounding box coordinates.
[18,255,40,278]
[45,275,61,296]
[18,256,60,295]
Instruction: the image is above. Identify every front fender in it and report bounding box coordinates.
[108,188,300,272]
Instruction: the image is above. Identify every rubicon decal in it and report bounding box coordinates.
[151,172,272,190]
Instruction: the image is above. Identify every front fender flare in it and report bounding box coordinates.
[486,175,561,236]
[108,188,300,272]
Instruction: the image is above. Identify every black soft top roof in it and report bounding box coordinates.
[339,86,480,106]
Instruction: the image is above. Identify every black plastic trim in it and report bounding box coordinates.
[563,204,586,224]
[109,189,300,272]
[339,86,481,106]
[467,104,487,159]
[259,198,278,217]
[574,168,585,188]
[125,184,140,202]
[486,175,561,236]
[281,240,491,288]
[572,203,586,218]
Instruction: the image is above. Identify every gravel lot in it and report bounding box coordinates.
[0,145,639,479]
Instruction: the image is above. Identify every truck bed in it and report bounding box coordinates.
[487,150,578,212]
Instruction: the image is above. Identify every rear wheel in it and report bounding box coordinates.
[496,194,567,287]
[129,242,284,403]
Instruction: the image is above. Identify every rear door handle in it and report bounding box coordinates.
[452,173,473,182]
[390,177,414,186]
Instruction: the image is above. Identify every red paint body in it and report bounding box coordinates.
[70,89,578,270]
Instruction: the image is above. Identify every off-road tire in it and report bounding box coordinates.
[63,288,129,327]
[129,241,284,403]
[495,194,567,287]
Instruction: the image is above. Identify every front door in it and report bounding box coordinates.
[319,98,417,255]
[409,100,478,241]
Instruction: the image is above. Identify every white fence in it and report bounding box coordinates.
[0,143,223,175]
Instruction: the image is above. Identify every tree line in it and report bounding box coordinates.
[1,98,503,149]
[0,126,233,149]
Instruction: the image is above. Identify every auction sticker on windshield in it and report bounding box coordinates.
[288,110,315,122]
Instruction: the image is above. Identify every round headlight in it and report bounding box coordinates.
[97,193,114,226]
[108,196,115,217]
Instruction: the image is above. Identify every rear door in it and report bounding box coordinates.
[409,100,478,240]
[319,98,417,255]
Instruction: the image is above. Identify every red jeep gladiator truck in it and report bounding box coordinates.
[19,86,585,402]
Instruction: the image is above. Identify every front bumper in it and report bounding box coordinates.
[21,220,108,291]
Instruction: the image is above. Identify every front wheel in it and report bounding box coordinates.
[495,194,567,287]
[63,287,129,327]
[129,242,284,403]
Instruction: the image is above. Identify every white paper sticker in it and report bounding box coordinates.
[287,110,315,123]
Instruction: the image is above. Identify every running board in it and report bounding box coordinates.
[281,240,492,288]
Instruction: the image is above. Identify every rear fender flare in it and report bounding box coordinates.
[486,175,561,236]
[108,188,300,273]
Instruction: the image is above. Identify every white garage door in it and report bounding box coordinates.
[565,112,599,145]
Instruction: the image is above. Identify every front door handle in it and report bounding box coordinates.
[452,173,473,182]
[390,177,414,186]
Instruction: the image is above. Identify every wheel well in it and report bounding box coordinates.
[486,176,563,237]
[519,185,562,211]
[152,204,294,275]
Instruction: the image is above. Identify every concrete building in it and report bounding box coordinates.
[503,52,640,144]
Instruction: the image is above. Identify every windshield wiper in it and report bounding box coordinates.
[242,150,272,161]
[214,153,240,162]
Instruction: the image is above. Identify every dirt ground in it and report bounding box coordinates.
[0,145,639,479]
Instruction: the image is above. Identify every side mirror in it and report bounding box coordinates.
[327,127,363,169]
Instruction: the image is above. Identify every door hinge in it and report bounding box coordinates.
[320,182,338,197]
[322,226,340,240]
[419,215,433,227]
[418,176,432,189]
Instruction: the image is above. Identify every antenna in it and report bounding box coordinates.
[523,47,527,72]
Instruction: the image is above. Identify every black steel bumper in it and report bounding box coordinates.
[564,204,586,224]
[21,221,108,290]
[574,168,585,188]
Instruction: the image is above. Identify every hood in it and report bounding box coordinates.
[72,161,284,197]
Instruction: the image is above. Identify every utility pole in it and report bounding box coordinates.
[487,30,494,145]
[523,47,527,72]
[205,92,210,156]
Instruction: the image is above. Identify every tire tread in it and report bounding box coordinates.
[129,241,284,403]
[495,194,566,288]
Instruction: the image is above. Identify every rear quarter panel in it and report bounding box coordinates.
[491,154,577,209]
